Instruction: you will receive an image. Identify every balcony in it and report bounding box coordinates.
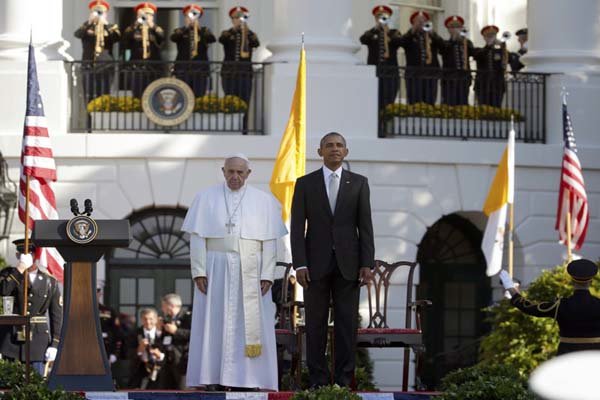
[66,61,265,135]
[378,66,548,143]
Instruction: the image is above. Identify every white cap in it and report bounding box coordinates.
[224,153,250,165]
[530,351,600,400]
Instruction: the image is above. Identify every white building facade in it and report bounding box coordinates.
[0,0,599,391]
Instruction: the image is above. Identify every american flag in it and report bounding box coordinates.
[555,99,589,250]
[18,43,64,282]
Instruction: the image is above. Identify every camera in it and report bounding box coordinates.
[93,10,104,17]
[460,28,468,37]
[188,10,200,19]
[240,15,249,23]
[378,16,389,25]
[137,14,147,24]
[423,21,433,32]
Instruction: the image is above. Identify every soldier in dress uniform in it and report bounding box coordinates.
[219,6,260,105]
[159,293,191,389]
[360,5,403,111]
[0,239,62,375]
[439,15,474,105]
[500,259,600,355]
[472,25,507,107]
[74,0,120,103]
[398,10,444,104]
[122,2,165,98]
[171,4,216,97]
[509,28,528,72]
[128,307,167,389]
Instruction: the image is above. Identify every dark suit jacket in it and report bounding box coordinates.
[291,168,375,281]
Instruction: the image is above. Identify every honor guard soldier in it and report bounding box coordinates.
[509,28,528,72]
[122,2,165,98]
[171,4,216,97]
[0,239,62,376]
[159,294,191,390]
[500,259,600,355]
[219,6,260,105]
[472,25,508,107]
[439,15,474,105]
[74,0,121,102]
[360,5,403,111]
[398,10,444,104]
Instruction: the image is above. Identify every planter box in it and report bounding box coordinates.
[384,117,526,140]
[90,112,244,132]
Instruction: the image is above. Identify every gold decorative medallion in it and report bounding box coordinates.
[66,215,99,244]
[141,77,195,126]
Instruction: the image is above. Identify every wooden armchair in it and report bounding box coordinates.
[356,260,432,391]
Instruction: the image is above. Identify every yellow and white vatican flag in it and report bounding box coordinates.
[269,44,306,223]
[482,127,515,276]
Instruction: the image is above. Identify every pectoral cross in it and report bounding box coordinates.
[226,220,235,234]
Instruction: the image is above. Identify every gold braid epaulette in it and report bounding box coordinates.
[516,296,561,319]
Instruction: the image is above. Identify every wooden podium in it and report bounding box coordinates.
[32,216,130,391]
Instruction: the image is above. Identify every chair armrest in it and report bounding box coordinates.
[409,299,432,309]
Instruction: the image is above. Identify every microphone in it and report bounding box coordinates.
[84,199,93,216]
[70,199,80,216]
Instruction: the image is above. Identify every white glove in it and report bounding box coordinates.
[16,254,33,273]
[45,347,57,362]
[109,354,117,364]
[504,290,513,299]
[499,270,515,290]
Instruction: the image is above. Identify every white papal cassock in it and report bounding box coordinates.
[182,182,287,390]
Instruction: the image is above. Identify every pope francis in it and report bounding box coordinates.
[182,154,287,390]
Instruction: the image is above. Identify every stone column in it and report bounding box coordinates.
[0,0,70,61]
[264,0,376,141]
[267,0,359,64]
[526,0,600,145]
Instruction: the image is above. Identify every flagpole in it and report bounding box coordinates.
[23,175,30,317]
[508,115,515,277]
[566,210,573,262]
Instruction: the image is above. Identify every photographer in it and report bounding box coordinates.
[128,307,166,389]
[159,294,191,389]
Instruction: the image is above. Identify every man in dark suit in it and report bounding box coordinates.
[128,307,167,389]
[0,239,62,376]
[291,132,375,387]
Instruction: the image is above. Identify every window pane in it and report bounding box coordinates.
[119,306,136,318]
[138,278,155,305]
[120,278,136,304]
[444,310,459,335]
[175,278,192,306]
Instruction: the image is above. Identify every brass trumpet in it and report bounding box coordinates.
[239,15,250,59]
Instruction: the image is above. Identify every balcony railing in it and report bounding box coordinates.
[378,66,548,143]
[66,61,265,134]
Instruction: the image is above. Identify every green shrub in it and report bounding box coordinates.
[0,360,82,399]
[479,263,600,375]
[437,364,534,400]
[290,384,361,400]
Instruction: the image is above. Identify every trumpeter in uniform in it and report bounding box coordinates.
[472,25,507,107]
[74,0,121,102]
[439,15,474,105]
[398,10,444,104]
[170,4,216,97]
[500,259,600,355]
[122,2,165,98]
[359,5,403,111]
[509,28,528,72]
[0,239,62,375]
[219,6,260,105]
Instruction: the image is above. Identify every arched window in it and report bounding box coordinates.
[106,207,193,321]
[417,214,490,389]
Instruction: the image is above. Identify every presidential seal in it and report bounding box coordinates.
[66,215,99,245]
[141,77,195,126]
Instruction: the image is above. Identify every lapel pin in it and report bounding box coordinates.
[346,181,350,184]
